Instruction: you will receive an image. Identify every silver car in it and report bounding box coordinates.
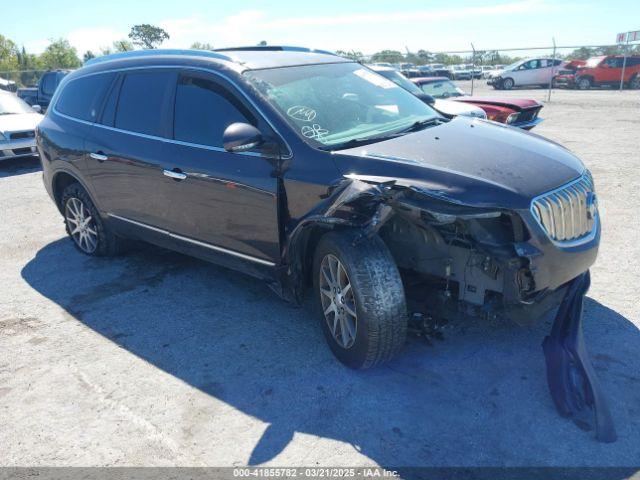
[0,91,42,161]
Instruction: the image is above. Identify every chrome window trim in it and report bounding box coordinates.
[51,64,292,159]
[529,171,599,248]
[108,213,276,267]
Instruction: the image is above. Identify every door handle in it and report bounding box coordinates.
[163,169,187,180]
[90,152,109,162]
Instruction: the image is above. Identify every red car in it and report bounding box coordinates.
[557,56,640,90]
[412,77,543,130]
[553,60,587,88]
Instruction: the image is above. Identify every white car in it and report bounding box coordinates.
[368,65,486,119]
[487,58,563,90]
[0,91,42,161]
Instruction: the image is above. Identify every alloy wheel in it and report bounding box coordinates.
[319,254,357,349]
[65,197,98,253]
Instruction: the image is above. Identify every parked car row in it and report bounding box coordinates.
[487,55,640,90]
[369,65,543,130]
[554,55,640,90]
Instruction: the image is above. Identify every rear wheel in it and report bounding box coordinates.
[576,77,592,90]
[501,78,515,90]
[313,230,407,369]
[61,183,125,256]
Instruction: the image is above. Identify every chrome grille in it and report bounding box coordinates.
[531,172,597,244]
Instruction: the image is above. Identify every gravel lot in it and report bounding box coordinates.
[1,83,639,469]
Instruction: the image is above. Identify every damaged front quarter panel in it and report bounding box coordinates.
[278,173,616,443]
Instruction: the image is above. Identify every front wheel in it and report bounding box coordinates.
[501,78,515,90]
[576,77,592,90]
[61,183,125,256]
[313,231,407,369]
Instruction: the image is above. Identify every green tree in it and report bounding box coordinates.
[416,49,432,64]
[15,46,41,86]
[40,38,81,69]
[568,47,595,60]
[0,34,19,75]
[113,39,134,52]
[83,50,95,62]
[128,24,170,49]
[258,40,267,46]
[191,42,215,50]
[370,50,404,64]
[335,49,364,61]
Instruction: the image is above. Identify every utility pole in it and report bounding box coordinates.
[547,37,556,102]
[470,42,476,95]
[620,34,629,91]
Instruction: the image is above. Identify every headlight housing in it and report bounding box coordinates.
[506,112,520,124]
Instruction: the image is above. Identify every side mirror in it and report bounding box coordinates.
[223,122,264,153]
[416,93,436,105]
[32,104,42,113]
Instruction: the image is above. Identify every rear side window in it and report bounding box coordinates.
[41,73,57,95]
[56,73,115,122]
[173,74,254,147]
[115,71,174,137]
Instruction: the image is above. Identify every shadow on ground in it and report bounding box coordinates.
[20,238,640,473]
[0,155,41,178]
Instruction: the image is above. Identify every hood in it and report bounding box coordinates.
[332,117,584,209]
[0,112,42,135]
[454,96,541,110]
[433,99,485,118]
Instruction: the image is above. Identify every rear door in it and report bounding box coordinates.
[161,70,281,263]
[84,69,177,229]
[600,57,623,84]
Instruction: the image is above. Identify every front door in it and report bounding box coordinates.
[161,70,281,264]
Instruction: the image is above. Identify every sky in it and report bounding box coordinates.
[2,0,638,56]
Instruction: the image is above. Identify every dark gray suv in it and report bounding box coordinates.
[36,47,600,370]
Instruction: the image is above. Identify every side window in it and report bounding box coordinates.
[115,71,174,137]
[56,73,116,122]
[173,74,255,148]
[98,75,122,126]
[41,73,56,95]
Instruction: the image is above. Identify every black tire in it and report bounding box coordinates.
[501,78,514,90]
[60,182,125,256]
[313,230,407,369]
[576,76,592,90]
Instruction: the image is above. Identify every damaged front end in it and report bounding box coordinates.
[282,174,565,324]
[280,174,614,442]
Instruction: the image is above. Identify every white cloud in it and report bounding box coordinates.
[22,0,553,55]
[67,27,128,54]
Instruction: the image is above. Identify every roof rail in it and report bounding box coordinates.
[84,49,233,66]
[213,45,337,56]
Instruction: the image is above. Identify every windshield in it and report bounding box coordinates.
[503,60,523,71]
[0,93,33,115]
[244,63,439,149]
[585,57,603,68]
[375,69,423,95]
[419,80,465,99]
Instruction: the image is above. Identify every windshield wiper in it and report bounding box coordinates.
[318,134,399,151]
[396,117,442,134]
